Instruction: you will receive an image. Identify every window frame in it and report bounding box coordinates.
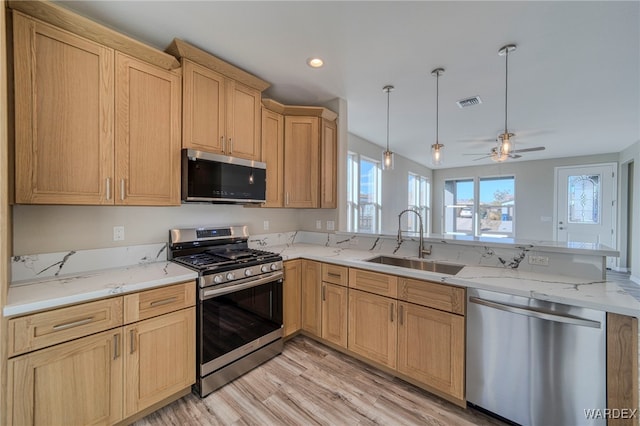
[347,151,382,234]
[408,172,430,234]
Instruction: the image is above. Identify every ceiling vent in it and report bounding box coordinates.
[456,96,482,108]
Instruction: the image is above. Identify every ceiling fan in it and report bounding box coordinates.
[466,145,546,161]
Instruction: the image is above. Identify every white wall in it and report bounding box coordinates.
[620,141,640,280]
[12,204,300,255]
[432,153,620,241]
[347,133,433,235]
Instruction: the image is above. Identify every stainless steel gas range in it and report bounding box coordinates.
[169,225,283,397]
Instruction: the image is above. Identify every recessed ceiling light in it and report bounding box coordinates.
[307,57,324,68]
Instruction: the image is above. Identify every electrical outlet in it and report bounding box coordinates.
[316,220,322,230]
[113,226,125,241]
[326,220,335,231]
[528,255,549,266]
[263,220,269,231]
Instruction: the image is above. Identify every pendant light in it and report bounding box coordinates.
[382,85,395,170]
[430,68,445,166]
[495,44,517,161]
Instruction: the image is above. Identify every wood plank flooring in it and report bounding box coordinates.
[134,336,506,425]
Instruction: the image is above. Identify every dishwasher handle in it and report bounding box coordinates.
[469,296,602,329]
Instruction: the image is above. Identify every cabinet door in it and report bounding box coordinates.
[397,302,465,400]
[348,289,397,369]
[115,52,181,206]
[124,308,195,416]
[226,81,261,160]
[284,116,319,208]
[301,260,322,336]
[283,260,302,337]
[13,12,114,204]
[261,109,284,207]
[320,118,337,208]
[182,59,226,153]
[8,329,123,426]
[321,283,347,348]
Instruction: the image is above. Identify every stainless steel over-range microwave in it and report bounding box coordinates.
[181,149,267,204]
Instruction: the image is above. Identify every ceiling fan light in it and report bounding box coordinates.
[382,150,395,170]
[499,132,514,156]
[431,143,444,166]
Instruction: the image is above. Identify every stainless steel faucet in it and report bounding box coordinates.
[397,209,432,258]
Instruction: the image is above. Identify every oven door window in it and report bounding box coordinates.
[200,280,282,366]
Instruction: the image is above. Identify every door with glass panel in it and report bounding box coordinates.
[555,164,617,255]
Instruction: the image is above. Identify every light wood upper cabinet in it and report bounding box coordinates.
[13,12,114,204]
[284,116,320,208]
[182,59,225,153]
[124,308,195,417]
[178,51,263,161]
[301,260,322,336]
[115,53,181,205]
[13,13,181,206]
[283,260,302,337]
[397,302,465,400]
[320,118,338,208]
[8,328,124,426]
[348,289,397,369]
[261,109,284,207]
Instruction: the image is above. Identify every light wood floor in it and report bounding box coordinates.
[134,335,506,425]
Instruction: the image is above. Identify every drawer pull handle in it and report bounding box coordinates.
[113,334,120,359]
[130,329,136,354]
[327,272,341,278]
[150,296,178,307]
[52,317,94,331]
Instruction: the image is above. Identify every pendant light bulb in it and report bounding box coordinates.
[431,68,445,166]
[382,85,395,171]
[497,44,517,160]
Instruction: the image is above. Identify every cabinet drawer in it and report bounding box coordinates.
[8,297,123,357]
[348,268,397,298]
[398,278,465,315]
[322,263,348,286]
[124,281,196,323]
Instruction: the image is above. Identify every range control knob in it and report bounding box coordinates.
[244,269,252,277]
[270,263,278,271]
[213,275,223,284]
[261,265,269,273]
[226,272,235,281]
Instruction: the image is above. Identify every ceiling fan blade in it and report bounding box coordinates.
[457,137,496,143]
[508,154,523,159]
[512,146,545,153]
[472,155,491,161]
[462,153,489,156]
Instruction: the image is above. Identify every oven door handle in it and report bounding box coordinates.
[202,271,283,299]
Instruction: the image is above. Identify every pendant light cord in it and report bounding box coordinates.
[386,88,390,151]
[504,48,509,134]
[436,72,439,143]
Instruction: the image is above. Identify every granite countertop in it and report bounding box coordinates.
[4,261,198,317]
[268,243,640,317]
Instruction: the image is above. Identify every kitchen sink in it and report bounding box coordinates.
[365,255,464,275]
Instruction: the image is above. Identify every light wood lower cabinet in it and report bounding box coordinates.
[348,289,397,369]
[397,302,465,400]
[8,329,124,425]
[321,282,348,348]
[301,260,322,336]
[124,308,195,417]
[283,260,302,337]
[6,281,196,426]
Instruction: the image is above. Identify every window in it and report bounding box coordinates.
[347,152,381,233]
[444,176,515,237]
[408,173,430,233]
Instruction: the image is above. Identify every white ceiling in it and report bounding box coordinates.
[56,1,640,169]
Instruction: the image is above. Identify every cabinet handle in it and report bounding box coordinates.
[322,284,326,301]
[120,179,125,201]
[285,192,289,206]
[150,296,178,307]
[52,316,94,331]
[130,329,136,354]
[327,272,341,278]
[106,178,111,201]
[390,303,394,322]
[399,304,404,326]
[113,334,120,359]
[221,136,226,153]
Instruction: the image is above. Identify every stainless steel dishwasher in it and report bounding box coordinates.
[466,288,606,426]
